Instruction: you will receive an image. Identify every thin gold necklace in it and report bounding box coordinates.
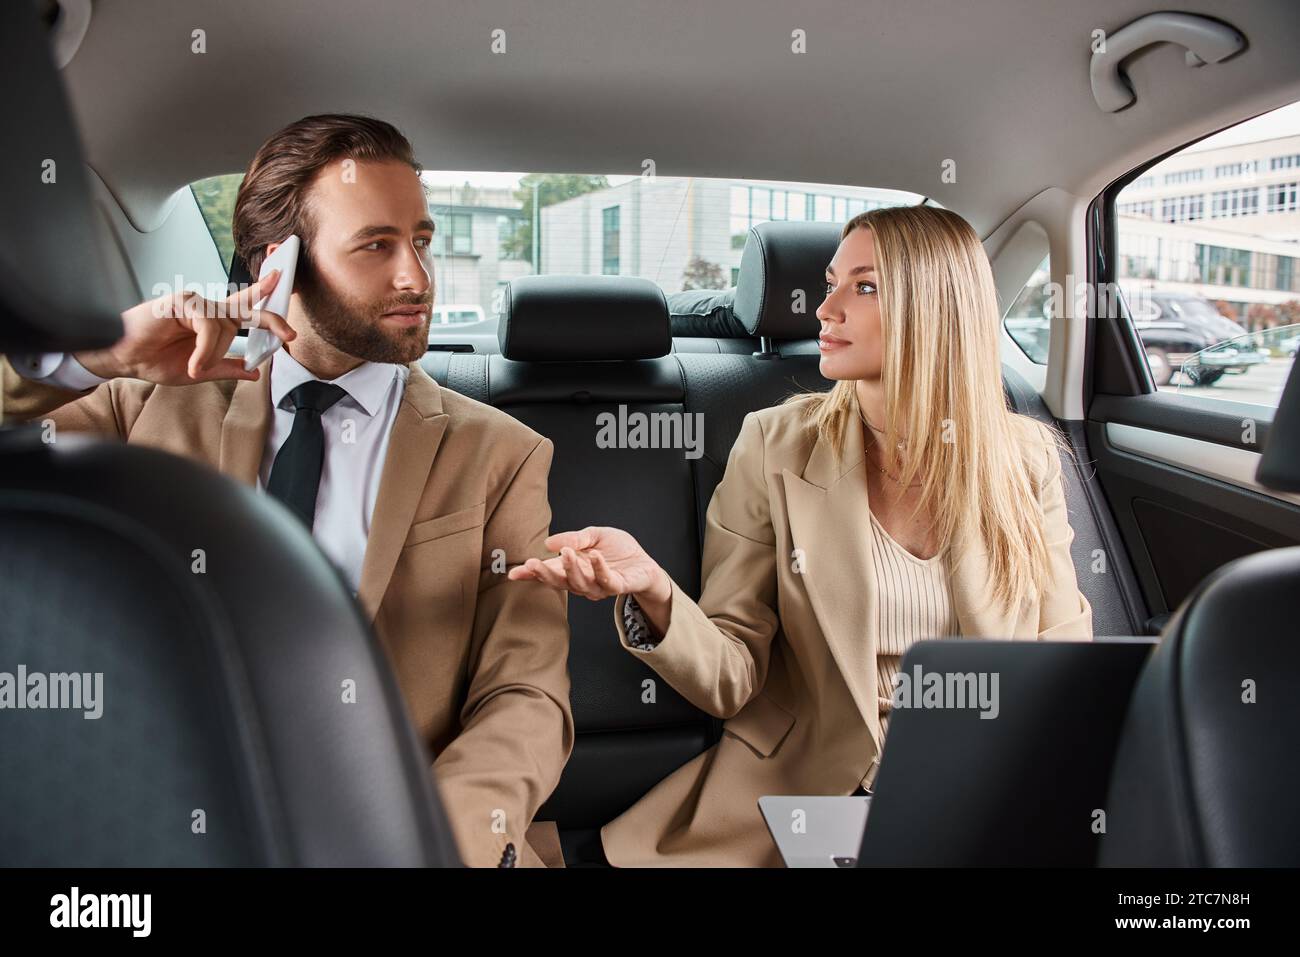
[858,408,923,487]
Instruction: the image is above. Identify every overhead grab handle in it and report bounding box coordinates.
[1090,12,1245,113]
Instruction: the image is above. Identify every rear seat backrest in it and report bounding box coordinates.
[476,276,715,842]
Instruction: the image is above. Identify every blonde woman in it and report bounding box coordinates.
[509,205,1093,867]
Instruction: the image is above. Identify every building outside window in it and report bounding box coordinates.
[1211,188,1261,218]
[602,205,620,275]
[1161,194,1204,223]
[431,212,473,255]
[1267,182,1299,213]
[497,215,525,260]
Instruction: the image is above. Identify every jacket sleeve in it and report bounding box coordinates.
[2,355,154,438]
[1034,428,1094,641]
[430,436,575,868]
[611,410,781,718]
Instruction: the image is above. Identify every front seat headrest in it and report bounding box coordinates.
[732,221,842,340]
[499,274,670,361]
[0,3,121,353]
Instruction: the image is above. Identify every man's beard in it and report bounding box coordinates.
[297,266,431,364]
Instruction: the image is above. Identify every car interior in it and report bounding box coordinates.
[2,0,1299,876]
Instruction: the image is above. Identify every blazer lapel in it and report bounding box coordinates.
[355,364,449,623]
[782,402,1024,754]
[218,372,273,486]
[781,410,883,754]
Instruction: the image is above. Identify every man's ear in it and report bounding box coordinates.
[265,241,281,260]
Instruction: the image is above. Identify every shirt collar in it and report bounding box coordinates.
[269,348,403,418]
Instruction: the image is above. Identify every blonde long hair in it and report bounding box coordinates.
[787,204,1070,614]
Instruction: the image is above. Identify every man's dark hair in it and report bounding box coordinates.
[232,113,422,277]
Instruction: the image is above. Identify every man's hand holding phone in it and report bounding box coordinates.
[244,235,300,370]
[73,270,296,385]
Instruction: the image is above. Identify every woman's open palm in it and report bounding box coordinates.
[507,526,665,601]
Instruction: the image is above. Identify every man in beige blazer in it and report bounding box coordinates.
[1,114,572,868]
[516,399,1092,867]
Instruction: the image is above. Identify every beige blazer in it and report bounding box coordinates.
[1,357,574,868]
[602,397,1092,867]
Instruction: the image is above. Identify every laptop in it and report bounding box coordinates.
[855,638,1154,867]
[759,794,873,868]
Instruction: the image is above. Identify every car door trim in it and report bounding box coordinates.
[1106,422,1300,507]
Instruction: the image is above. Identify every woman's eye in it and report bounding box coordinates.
[857,281,877,295]
[824,281,834,295]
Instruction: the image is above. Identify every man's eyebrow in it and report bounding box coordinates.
[348,218,438,243]
[825,264,877,277]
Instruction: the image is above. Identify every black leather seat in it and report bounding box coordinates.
[421,222,1142,863]
[439,274,719,864]
[1100,362,1300,867]
[0,4,459,867]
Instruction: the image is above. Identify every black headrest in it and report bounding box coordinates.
[1258,359,1300,492]
[733,221,842,340]
[499,275,670,361]
[0,4,121,353]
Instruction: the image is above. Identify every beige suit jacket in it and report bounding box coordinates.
[602,398,1092,867]
[1,356,574,868]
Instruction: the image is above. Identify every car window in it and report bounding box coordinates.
[1114,99,1300,409]
[1003,254,1051,364]
[191,170,925,341]
[191,173,242,271]
[427,173,924,338]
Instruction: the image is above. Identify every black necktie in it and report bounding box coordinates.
[267,381,348,528]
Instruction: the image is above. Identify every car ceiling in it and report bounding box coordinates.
[55,0,1300,235]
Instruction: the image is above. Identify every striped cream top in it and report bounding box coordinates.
[870,509,959,745]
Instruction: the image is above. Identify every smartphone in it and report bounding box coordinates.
[244,234,300,370]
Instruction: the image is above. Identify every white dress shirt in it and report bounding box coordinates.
[14,349,409,593]
[10,351,113,392]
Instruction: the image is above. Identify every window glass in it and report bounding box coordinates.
[1003,255,1052,364]
[1114,99,1300,407]
[191,173,243,270]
